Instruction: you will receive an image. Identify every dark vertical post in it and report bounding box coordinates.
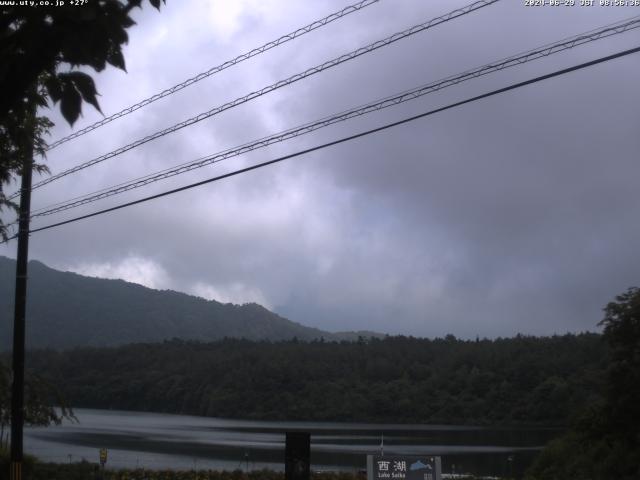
[285,432,310,480]
[10,152,33,480]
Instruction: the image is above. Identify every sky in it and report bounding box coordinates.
[2,0,639,338]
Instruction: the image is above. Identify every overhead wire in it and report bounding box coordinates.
[13,45,638,239]
[13,0,499,199]
[45,0,382,151]
[26,15,640,219]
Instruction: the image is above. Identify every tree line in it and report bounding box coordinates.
[21,333,607,426]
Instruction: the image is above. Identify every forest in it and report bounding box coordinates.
[22,333,606,426]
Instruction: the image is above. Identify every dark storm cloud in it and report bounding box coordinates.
[1,0,639,337]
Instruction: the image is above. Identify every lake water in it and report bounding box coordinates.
[25,409,560,477]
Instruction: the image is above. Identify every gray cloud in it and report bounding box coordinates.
[1,0,639,338]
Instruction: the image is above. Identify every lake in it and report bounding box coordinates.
[25,409,560,477]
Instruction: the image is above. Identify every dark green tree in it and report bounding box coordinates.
[23,333,606,425]
[0,361,74,450]
[598,287,640,442]
[526,287,640,480]
[0,0,165,240]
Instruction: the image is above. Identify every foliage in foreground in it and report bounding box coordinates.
[0,459,365,480]
[526,287,640,480]
[0,0,165,240]
[0,460,496,480]
[0,361,74,449]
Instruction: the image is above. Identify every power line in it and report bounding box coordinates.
[20,45,640,238]
[45,0,382,151]
[16,0,499,199]
[27,15,640,219]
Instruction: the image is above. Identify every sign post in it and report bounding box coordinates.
[367,455,442,480]
[99,448,108,466]
[99,448,108,480]
[285,432,310,480]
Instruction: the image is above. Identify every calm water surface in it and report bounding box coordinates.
[25,409,560,477]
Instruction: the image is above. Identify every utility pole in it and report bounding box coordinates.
[10,147,33,480]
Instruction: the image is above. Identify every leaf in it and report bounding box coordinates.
[149,0,161,9]
[121,16,136,29]
[106,47,126,72]
[77,5,98,22]
[66,71,102,114]
[59,82,82,126]
[34,93,48,108]
[44,76,63,104]
[105,22,129,46]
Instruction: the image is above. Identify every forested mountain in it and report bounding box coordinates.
[26,334,606,425]
[0,256,373,349]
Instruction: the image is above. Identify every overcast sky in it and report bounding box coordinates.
[2,0,639,338]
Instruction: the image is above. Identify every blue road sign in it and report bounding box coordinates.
[367,455,442,480]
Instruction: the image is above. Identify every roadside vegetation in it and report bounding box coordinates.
[0,458,497,480]
[0,362,74,449]
[525,288,640,480]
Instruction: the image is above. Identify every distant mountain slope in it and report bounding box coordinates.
[0,256,358,349]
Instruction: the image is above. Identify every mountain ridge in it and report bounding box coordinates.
[0,256,381,349]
